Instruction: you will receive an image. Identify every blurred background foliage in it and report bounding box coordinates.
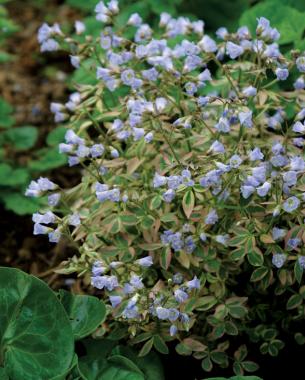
[1,0,305,215]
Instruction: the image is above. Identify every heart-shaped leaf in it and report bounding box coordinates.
[0,267,74,380]
[59,290,106,340]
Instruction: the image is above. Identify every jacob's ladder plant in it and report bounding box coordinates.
[27,1,305,375]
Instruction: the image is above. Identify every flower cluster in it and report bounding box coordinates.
[30,2,305,373]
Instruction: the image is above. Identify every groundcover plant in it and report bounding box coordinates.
[26,1,305,376]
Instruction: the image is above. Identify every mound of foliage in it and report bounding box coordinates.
[27,1,305,375]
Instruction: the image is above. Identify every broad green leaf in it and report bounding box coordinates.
[108,355,143,376]
[112,347,164,380]
[2,192,41,215]
[0,368,8,379]
[82,338,117,360]
[66,0,99,11]
[29,147,67,171]
[0,164,29,186]
[59,290,106,340]
[46,126,66,146]
[277,0,305,11]
[0,51,13,63]
[78,357,108,380]
[180,0,248,31]
[0,267,74,380]
[78,355,144,380]
[239,2,305,45]
[0,98,15,128]
[3,126,38,150]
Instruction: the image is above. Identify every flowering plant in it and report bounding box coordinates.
[28,1,305,374]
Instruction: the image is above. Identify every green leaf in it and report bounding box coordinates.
[46,126,66,146]
[201,356,213,372]
[241,361,259,372]
[120,214,139,226]
[286,294,303,310]
[250,267,268,282]
[160,246,172,270]
[3,126,38,150]
[182,190,195,219]
[134,351,164,380]
[0,368,8,380]
[294,260,303,284]
[139,243,163,251]
[82,338,117,360]
[0,97,15,128]
[138,338,154,357]
[141,215,155,229]
[225,321,238,336]
[29,147,67,171]
[295,332,305,345]
[0,267,74,379]
[247,248,264,267]
[2,192,41,215]
[196,296,218,311]
[78,355,144,380]
[153,335,169,354]
[77,357,108,380]
[239,1,305,45]
[66,0,99,11]
[227,304,248,319]
[59,290,106,340]
[108,355,144,376]
[0,164,29,186]
[210,351,228,366]
[175,342,192,356]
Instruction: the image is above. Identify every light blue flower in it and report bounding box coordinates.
[272,253,286,268]
[249,147,264,161]
[187,276,200,290]
[275,68,289,81]
[283,196,300,213]
[109,295,122,308]
[296,56,305,73]
[137,256,153,267]
[226,41,244,59]
[170,325,178,336]
[257,181,271,197]
[205,209,218,225]
[174,289,189,303]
